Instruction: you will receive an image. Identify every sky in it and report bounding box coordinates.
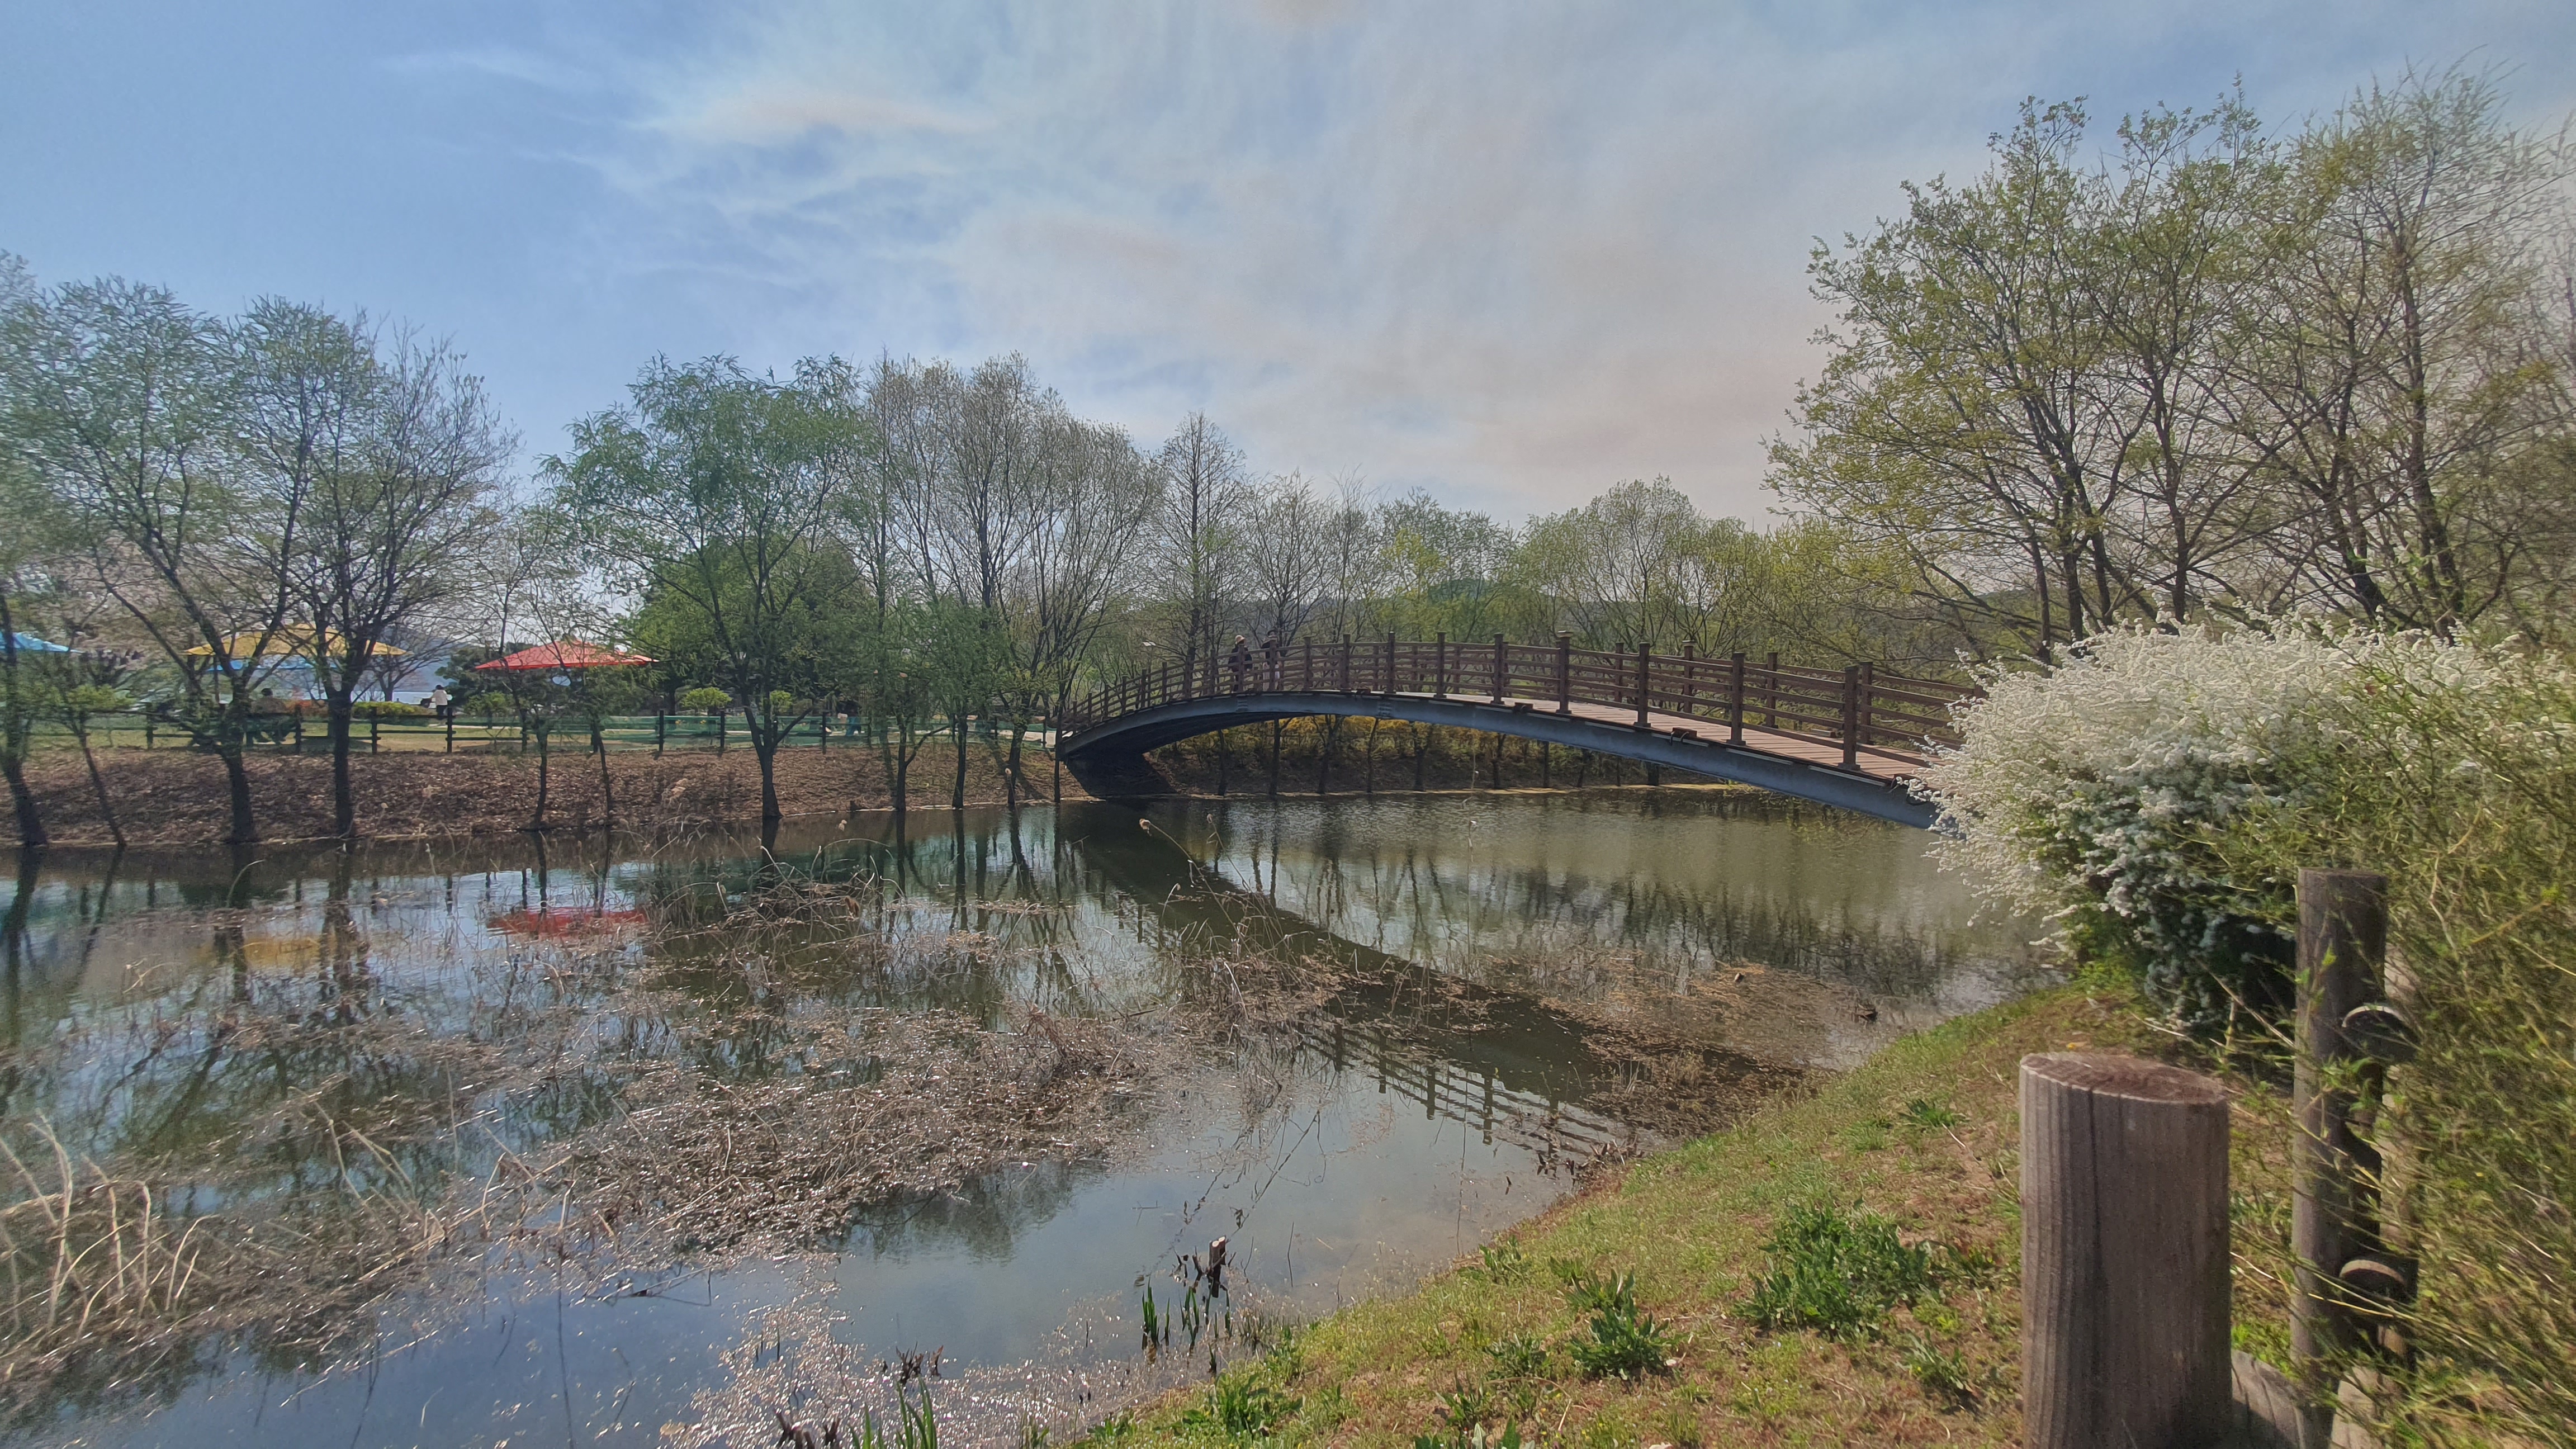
[4,2,2570,524]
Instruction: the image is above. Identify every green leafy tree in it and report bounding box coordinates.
[549,356,874,825]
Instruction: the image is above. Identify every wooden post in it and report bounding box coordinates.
[1682,643,1697,719]
[1433,632,1447,698]
[1384,632,1397,695]
[1765,651,1778,729]
[1729,652,1746,745]
[370,714,380,755]
[446,711,456,754]
[1341,634,1353,692]
[1840,665,1860,768]
[1491,634,1506,704]
[1857,661,1874,755]
[1633,643,1649,728]
[1302,638,1314,692]
[1555,633,1572,715]
[2295,869,2386,1447]
[2022,1052,2233,1449]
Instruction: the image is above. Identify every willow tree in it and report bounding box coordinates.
[550,356,874,826]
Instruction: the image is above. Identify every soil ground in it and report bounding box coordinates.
[1107,979,2299,1448]
[5,740,1093,847]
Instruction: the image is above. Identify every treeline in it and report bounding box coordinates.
[1775,69,2576,652]
[4,68,2568,845]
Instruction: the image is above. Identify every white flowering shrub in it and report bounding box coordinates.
[1916,623,2487,1027]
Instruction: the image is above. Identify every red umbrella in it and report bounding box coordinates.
[473,640,655,672]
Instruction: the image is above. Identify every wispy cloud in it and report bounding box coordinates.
[422,0,2576,519]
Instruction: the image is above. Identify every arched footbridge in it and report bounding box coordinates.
[1056,636,1972,827]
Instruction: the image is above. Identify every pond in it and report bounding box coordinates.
[0,789,2042,1447]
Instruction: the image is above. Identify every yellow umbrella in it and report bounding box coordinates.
[183,627,409,661]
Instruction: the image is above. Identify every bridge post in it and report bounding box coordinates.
[1384,632,1397,696]
[1858,662,1874,756]
[1555,633,1572,715]
[1767,652,1779,730]
[1841,665,1860,769]
[1341,634,1353,692]
[1729,652,1746,745]
[1683,643,1698,718]
[1634,643,1650,728]
[1491,634,1506,704]
[1163,662,1173,705]
[1303,637,1314,691]
[1434,633,1447,698]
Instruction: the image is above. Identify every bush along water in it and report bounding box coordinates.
[1924,622,2576,1443]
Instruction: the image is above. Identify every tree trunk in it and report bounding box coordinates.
[1,755,42,850]
[950,716,968,809]
[74,726,124,849]
[756,731,783,825]
[1268,719,1282,797]
[219,743,258,844]
[328,691,357,837]
[594,723,616,827]
[1005,719,1022,809]
[893,722,911,816]
[529,723,551,831]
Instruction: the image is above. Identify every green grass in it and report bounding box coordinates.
[1106,982,2294,1447]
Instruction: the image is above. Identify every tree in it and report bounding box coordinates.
[235,299,508,837]
[1153,412,1249,681]
[549,356,874,826]
[2226,69,2573,633]
[1,277,298,842]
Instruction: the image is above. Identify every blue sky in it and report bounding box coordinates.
[5,1,2569,520]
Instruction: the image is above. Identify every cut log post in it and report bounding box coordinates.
[2021,1051,2232,1449]
[2294,868,2387,1448]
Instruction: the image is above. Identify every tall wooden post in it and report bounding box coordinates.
[1682,643,1697,719]
[2294,869,2386,1447]
[1765,651,1778,729]
[1384,632,1397,695]
[2022,1052,2232,1449]
[1340,634,1353,692]
[1728,652,1746,745]
[1491,634,1506,704]
[1555,633,1572,715]
[1856,661,1873,754]
[1633,643,1650,728]
[1840,665,1860,768]
[1434,633,1447,698]
[1303,637,1314,691]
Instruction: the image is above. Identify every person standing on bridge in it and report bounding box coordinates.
[1261,634,1282,690]
[1228,634,1253,693]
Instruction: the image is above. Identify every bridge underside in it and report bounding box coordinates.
[1057,690,1937,827]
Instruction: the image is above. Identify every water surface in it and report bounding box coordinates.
[0,790,2039,1447]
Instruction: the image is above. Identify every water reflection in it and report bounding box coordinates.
[0,792,2039,1447]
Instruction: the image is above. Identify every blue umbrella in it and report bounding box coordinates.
[6,632,69,654]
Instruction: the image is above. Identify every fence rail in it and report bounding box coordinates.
[1062,633,1976,768]
[19,709,1025,757]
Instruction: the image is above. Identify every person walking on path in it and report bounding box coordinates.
[1228,635,1253,693]
[1261,634,1283,690]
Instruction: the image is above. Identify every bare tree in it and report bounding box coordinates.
[1154,412,1249,681]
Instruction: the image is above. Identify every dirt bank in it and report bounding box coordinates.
[6,741,1093,847]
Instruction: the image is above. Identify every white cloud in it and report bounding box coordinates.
[482,0,2576,521]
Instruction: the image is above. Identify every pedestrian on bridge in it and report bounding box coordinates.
[1228,635,1253,693]
[1262,634,1282,690]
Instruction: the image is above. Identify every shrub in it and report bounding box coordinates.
[351,700,429,720]
[678,687,732,714]
[1928,624,2576,1441]
[1180,1370,1297,1441]
[1919,621,2483,1029]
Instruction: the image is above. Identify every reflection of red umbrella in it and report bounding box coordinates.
[473,640,654,672]
[487,907,647,937]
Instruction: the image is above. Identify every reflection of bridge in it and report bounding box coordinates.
[1055,808,1779,1165]
[1058,637,1968,827]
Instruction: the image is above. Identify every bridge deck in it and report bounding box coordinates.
[1355,689,1925,780]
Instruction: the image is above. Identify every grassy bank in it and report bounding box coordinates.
[1110,982,2294,1448]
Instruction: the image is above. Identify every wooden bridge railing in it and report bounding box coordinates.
[1060,633,1974,769]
